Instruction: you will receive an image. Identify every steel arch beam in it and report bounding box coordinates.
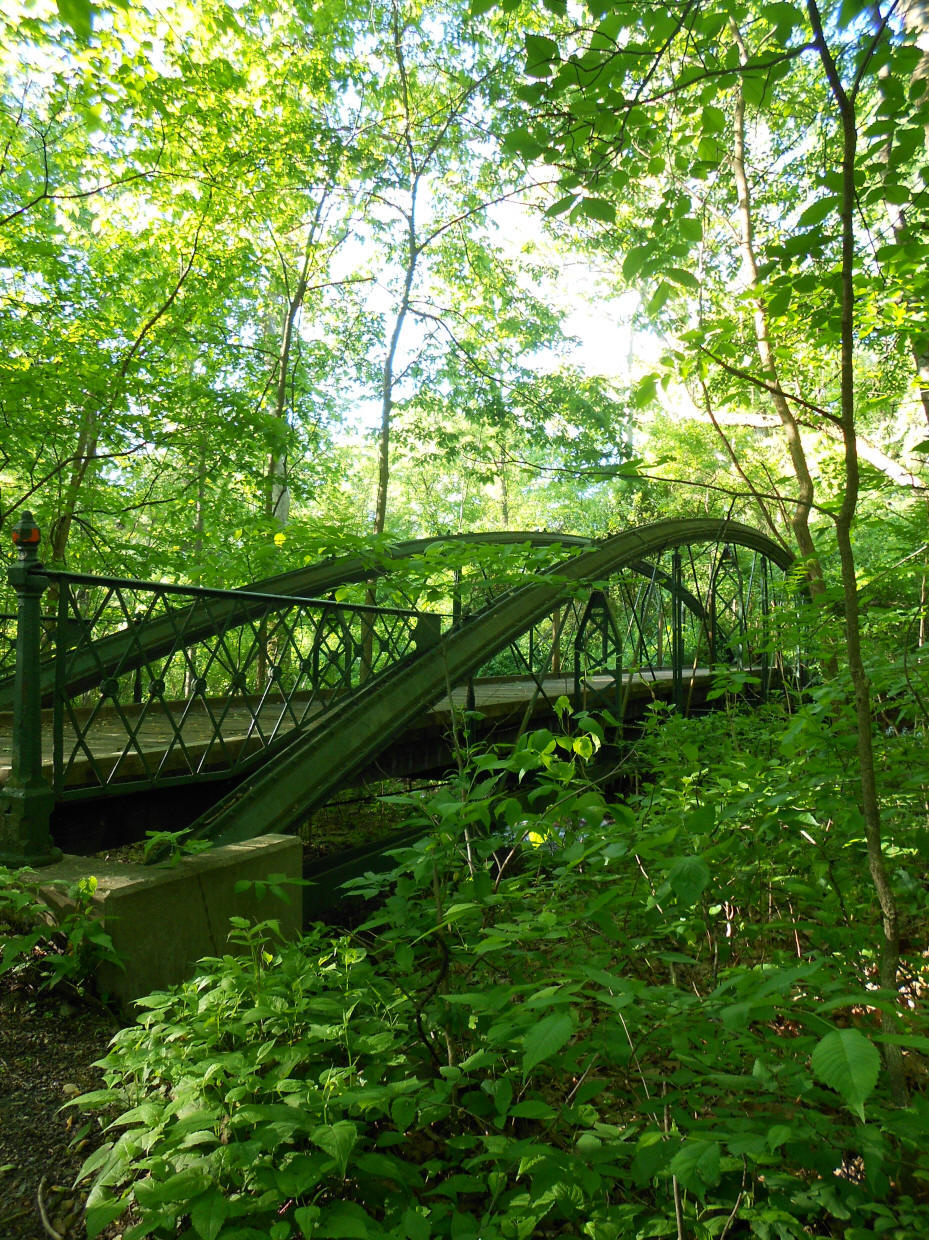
[0,528,721,709]
[191,518,793,847]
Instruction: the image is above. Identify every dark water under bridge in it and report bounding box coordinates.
[0,517,798,866]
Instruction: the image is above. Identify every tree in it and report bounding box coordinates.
[2,0,596,578]
[343,0,554,535]
[1,0,368,580]
[505,0,929,1104]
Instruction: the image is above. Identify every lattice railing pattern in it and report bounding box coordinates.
[40,571,436,798]
[447,541,793,718]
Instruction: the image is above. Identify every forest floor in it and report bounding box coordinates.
[0,975,119,1240]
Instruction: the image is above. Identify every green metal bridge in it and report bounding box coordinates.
[0,514,797,867]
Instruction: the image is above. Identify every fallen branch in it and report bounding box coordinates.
[37,1175,64,1240]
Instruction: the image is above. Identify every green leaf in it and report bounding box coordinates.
[503,126,544,159]
[796,196,839,227]
[646,281,672,315]
[882,181,911,205]
[632,1132,680,1183]
[573,735,594,760]
[577,197,616,223]
[697,134,720,163]
[633,373,658,408]
[191,1189,229,1240]
[668,855,711,905]
[767,1124,792,1151]
[134,1171,206,1210]
[310,1120,358,1176]
[391,1095,417,1131]
[318,1201,374,1238]
[401,1208,431,1240]
[274,1153,328,1196]
[766,2,804,40]
[666,266,699,290]
[56,0,94,39]
[85,1196,128,1239]
[490,1075,513,1114]
[546,193,578,218]
[521,1010,574,1075]
[510,1099,556,1118]
[811,1028,880,1119]
[526,33,559,76]
[669,1139,721,1196]
[295,1205,322,1238]
[526,34,559,60]
[623,245,652,281]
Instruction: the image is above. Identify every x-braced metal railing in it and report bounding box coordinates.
[456,541,792,723]
[0,512,442,866]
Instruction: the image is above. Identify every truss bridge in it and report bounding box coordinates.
[0,516,798,865]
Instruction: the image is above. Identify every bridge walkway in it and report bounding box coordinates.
[0,516,797,864]
[0,670,709,794]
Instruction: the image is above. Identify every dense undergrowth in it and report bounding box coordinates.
[70,698,929,1239]
[0,869,121,996]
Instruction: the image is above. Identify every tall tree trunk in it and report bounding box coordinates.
[807,0,906,1105]
[264,198,329,527]
[183,441,208,696]
[900,1,929,426]
[374,232,416,535]
[499,447,510,528]
[730,24,826,596]
[49,407,96,564]
[192,444,206,585]
[373,1,421,537]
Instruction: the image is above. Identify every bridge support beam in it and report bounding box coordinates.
[0,513,60,868]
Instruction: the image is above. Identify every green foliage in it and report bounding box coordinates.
[811,1028,881,1121]
[0,866,121,992]
[74,711,929,1238]
[0,0,600,570]
[142,829,214,868]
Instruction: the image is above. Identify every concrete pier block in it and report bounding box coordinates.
[37,833,302,1010]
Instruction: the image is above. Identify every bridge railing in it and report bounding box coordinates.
[0,513,441,864]
[447,541,794,716]
[0,612,17,678]
[333,537,795,723]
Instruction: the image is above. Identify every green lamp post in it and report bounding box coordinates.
[0,512,61,866]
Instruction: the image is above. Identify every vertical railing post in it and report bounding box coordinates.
[0,512,60,866]
[760,562,771,699]
[671,549,684,711]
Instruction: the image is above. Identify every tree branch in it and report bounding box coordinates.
[699,345,844,426]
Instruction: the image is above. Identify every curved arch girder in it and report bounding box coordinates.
[191,518,793,847]
[0,522,785,709]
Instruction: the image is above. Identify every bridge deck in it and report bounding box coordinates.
[0,668,713,793]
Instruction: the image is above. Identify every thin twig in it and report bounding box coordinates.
[718,1163,748,1240]
[37,1175,64,1240]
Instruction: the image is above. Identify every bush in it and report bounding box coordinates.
[0,866,121,994]
[74,712,929,1239]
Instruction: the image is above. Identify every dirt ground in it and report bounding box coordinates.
[0,977,118,1240]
